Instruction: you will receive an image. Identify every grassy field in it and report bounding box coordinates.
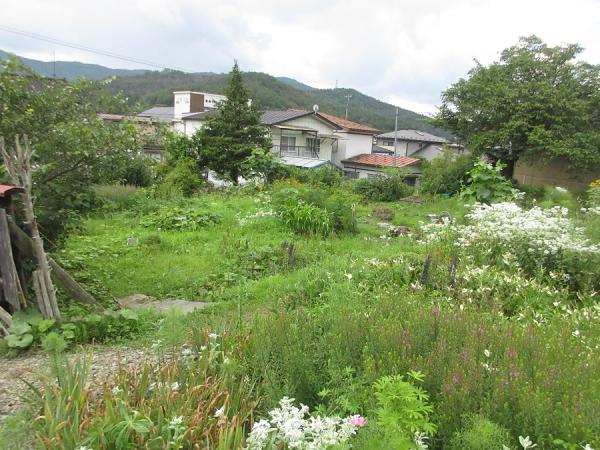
[4,184,599,449]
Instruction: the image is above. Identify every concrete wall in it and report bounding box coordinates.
[331,132,374,167]
[513,158,600,192]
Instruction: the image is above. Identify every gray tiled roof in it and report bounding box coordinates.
[181,110,219,120]
[137,106,174,123]
[261,110,310,125]
[377,129,447,143]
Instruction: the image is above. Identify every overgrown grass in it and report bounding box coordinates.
[11,183,597,449]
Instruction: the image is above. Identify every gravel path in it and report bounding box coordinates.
[0,346,154,421]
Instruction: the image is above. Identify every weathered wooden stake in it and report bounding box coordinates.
[0,304,12,327]
[7,216,102,309]
[1,135,60,319]
[0,208,20,312]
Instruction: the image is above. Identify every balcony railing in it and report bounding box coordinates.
[272,145,319,159]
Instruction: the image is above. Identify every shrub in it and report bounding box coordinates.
[371,371,436,449]
[121,156,155,187]
[161,158,205,197]
[287,166,345,187]
[420,202,600,291]
[353,168,414,201]
[448,415,513,450]
[271,181,357,235]
[420,150,475,195]
[281,202,333,236]
[461,160,517,203]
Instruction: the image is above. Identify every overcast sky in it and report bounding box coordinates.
[1,0,599,114]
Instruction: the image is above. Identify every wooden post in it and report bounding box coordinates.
[7,216,102,309]
[0,304,12,327]
[0,208,20,312]
[1,135,60,319]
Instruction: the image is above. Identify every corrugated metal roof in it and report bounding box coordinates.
[137,106,175,123]
[341,154,421,168]
[261,110,311,125]
[378,129,447,143]
[281,156,332,168]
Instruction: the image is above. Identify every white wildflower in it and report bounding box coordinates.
[214,406,225,418]
[519,435,537,449]
[171,382,180,391]
[484,349,491,358]
[111,386,123,395]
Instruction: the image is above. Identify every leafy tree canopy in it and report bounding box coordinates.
[192,62,274,183]
[0,56,145,240]
[432,36,600,174]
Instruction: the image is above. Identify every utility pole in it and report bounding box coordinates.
[344,93,352,120]
[393,107,399,156]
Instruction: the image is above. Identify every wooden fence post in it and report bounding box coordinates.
[0,208,20,312]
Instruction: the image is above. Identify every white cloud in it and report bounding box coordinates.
[1,0,598,112]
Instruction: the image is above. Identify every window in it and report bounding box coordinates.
[306,137,320,156]
[344,170,359,179]
[280,136,296,154]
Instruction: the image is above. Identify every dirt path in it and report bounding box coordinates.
[0,346,154,421]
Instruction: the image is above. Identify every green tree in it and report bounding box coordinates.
[192,62,272,183]
[0,55,144,240]
[433,36,600,176]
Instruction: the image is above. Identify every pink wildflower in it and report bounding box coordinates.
[350,415,366,428]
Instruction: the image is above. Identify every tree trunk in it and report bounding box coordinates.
[1,136,60,319]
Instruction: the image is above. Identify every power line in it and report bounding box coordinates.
[0,24,192,72]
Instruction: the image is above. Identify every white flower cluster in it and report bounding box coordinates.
[237,209,277,226]
[421,202,600,257]
[581,206,600,215]
[246,397,359,450]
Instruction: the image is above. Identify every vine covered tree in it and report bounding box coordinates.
[193,62,273,183]
[432,36,600,176]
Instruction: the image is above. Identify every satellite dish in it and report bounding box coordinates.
[313,104,319,113]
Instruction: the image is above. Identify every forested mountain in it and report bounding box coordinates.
[1,50,450,136]
[0,49,148,80]
[109,71,450,136]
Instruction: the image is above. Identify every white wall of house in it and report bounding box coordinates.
[268,115,338,160]
[331,132,373,167]
[173,119,204,137]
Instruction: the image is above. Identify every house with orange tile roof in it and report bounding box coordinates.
[260,108,379,169]
[340,153,423,185]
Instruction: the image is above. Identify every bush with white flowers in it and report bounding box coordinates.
[421,202,600,260]
[246,397,364,450]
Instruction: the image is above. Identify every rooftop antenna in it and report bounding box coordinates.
[344,93,352,120]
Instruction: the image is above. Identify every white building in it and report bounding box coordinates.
[138,91,225,138]
[260,109,379,169]
[374,129,463,160]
